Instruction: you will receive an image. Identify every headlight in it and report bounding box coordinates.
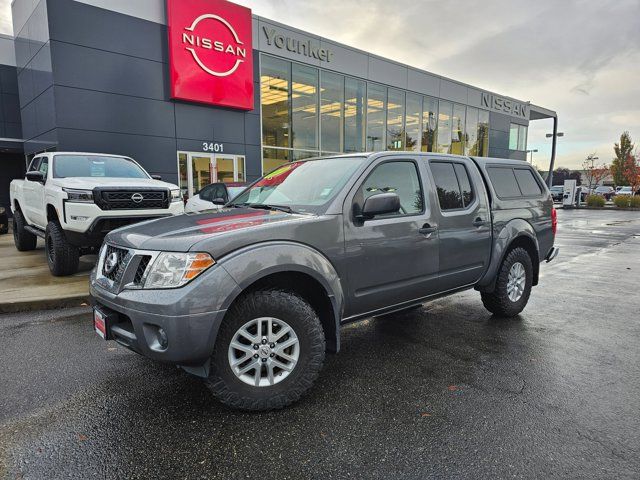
[64,188,94,203]
[144,252,215,289]
[171,189,181,202]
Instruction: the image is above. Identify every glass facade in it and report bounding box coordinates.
[260,54,495,173]
[509,123,528,151]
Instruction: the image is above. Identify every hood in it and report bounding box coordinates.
[106,207,315,252]
[51,177,178,190]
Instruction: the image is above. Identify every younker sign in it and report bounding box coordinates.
[263,27,335,63]
[482,93,528,119]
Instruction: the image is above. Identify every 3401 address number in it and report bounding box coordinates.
[202,142,224,153]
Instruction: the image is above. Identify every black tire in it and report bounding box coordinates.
[13,210,37,251]
[206,290,326,411]
[481,247,533,317]
[45,221,79,276]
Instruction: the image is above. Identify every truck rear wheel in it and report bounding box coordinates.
[45,221,79,276]
[13,210,37,251]
[481,247,533,317]
[206,290,326,411]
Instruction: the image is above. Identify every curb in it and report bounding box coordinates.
[0,294,91,315]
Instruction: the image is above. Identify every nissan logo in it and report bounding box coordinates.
[131,193,144,203]
[104,252,119,274]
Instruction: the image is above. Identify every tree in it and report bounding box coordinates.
[582,154,610,191]
[621,152,640,194]
[612,131,634,186]
[553,168,582,186]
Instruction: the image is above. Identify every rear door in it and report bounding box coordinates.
[427,158,492,290]
[343,156,440,316]
[22,156,43,225]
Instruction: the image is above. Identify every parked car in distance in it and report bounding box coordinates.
[594,186,615,200]
[184,182,246,214]
[550,185,564,202]
[0,206,8,234]
[10,152,184,276]
[91,152,557,411]
[617,186,633,196]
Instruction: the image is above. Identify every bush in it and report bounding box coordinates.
[586,195,605,207]
[614,195,631,208]
[630,195,640,208]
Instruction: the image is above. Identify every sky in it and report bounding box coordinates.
[1,0,639,170]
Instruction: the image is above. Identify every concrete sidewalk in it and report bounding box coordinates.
[0,232,93,314]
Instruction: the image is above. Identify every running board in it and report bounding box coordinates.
[24,225,46,238]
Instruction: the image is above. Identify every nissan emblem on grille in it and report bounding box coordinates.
[104,252,119,274]
[131,193,144,203]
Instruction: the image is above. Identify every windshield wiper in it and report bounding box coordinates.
[247,203,295,214]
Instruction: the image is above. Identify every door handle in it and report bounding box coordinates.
[472,217,486,227]
[419,223,437,235]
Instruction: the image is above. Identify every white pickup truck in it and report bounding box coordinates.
[10,152,184,276]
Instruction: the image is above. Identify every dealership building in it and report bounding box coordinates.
[0,0,557,209]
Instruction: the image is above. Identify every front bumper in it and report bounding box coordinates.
[90,262,242,369]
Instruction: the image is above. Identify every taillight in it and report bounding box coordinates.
[551,207,557,236]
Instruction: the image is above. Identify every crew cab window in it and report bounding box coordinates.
[28,157,42,172]
[430,161,475,210]
[514,168,543,196]
[360,161,423,216]
[487,167,521,198]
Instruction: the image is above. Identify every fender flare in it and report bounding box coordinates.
[216,241,345,352]
[476,219,539,292]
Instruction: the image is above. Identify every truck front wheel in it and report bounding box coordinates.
[13,210,37,251]
[481,247,533,317]
[45,221,79,276]
[206,290,326,411]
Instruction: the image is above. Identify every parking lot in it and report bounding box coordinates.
[1,208,639,479]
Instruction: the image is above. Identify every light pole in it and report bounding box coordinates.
[526,149,538,164]
[546,131,565,187]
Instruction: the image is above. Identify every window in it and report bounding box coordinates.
[261,56,291,148]
[367,83,386,151]
[360,161,423,216]
[478,110,489,156]
[291,63,318,150]
[465,107,479,155]
[431,162,475,210]
[28,157,42,172]
[262,148,290,174]
[454,163,474,206]
[514,168,542,196]
[437,100,452,153]
[421,96,438,152]
[386,88,405,150]
[320,71,344,153]
[451,104,466,155]
[405,93,422,152]
[38,157,49,177]
[344,77,366,153]
[509,123,528,151]
[487,167,522,198]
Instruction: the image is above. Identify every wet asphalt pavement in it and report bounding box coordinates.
[1,208,639,479]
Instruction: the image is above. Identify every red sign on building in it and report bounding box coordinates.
[167,0,254,110]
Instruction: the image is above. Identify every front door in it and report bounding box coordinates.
[343,157,440,317]
[177,152,246,200]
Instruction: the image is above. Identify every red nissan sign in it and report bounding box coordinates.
[167,0,254,110]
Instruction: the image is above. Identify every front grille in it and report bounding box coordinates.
[102,245,129,282]
[94,189,169,211]
[133,255,152,286]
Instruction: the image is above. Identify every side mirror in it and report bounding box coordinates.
[360,193,400,220]
[151,175,162,180]
[26,171,45,183]
[212,197,226,205]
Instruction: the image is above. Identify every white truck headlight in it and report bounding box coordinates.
[64,188,94,203]
[144,252,215,289]
[171,189,181,202]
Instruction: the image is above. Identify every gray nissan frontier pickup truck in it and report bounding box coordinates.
[91,152,558,410]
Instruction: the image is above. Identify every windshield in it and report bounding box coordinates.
[53,155,149,179]
[231,157,366,214]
